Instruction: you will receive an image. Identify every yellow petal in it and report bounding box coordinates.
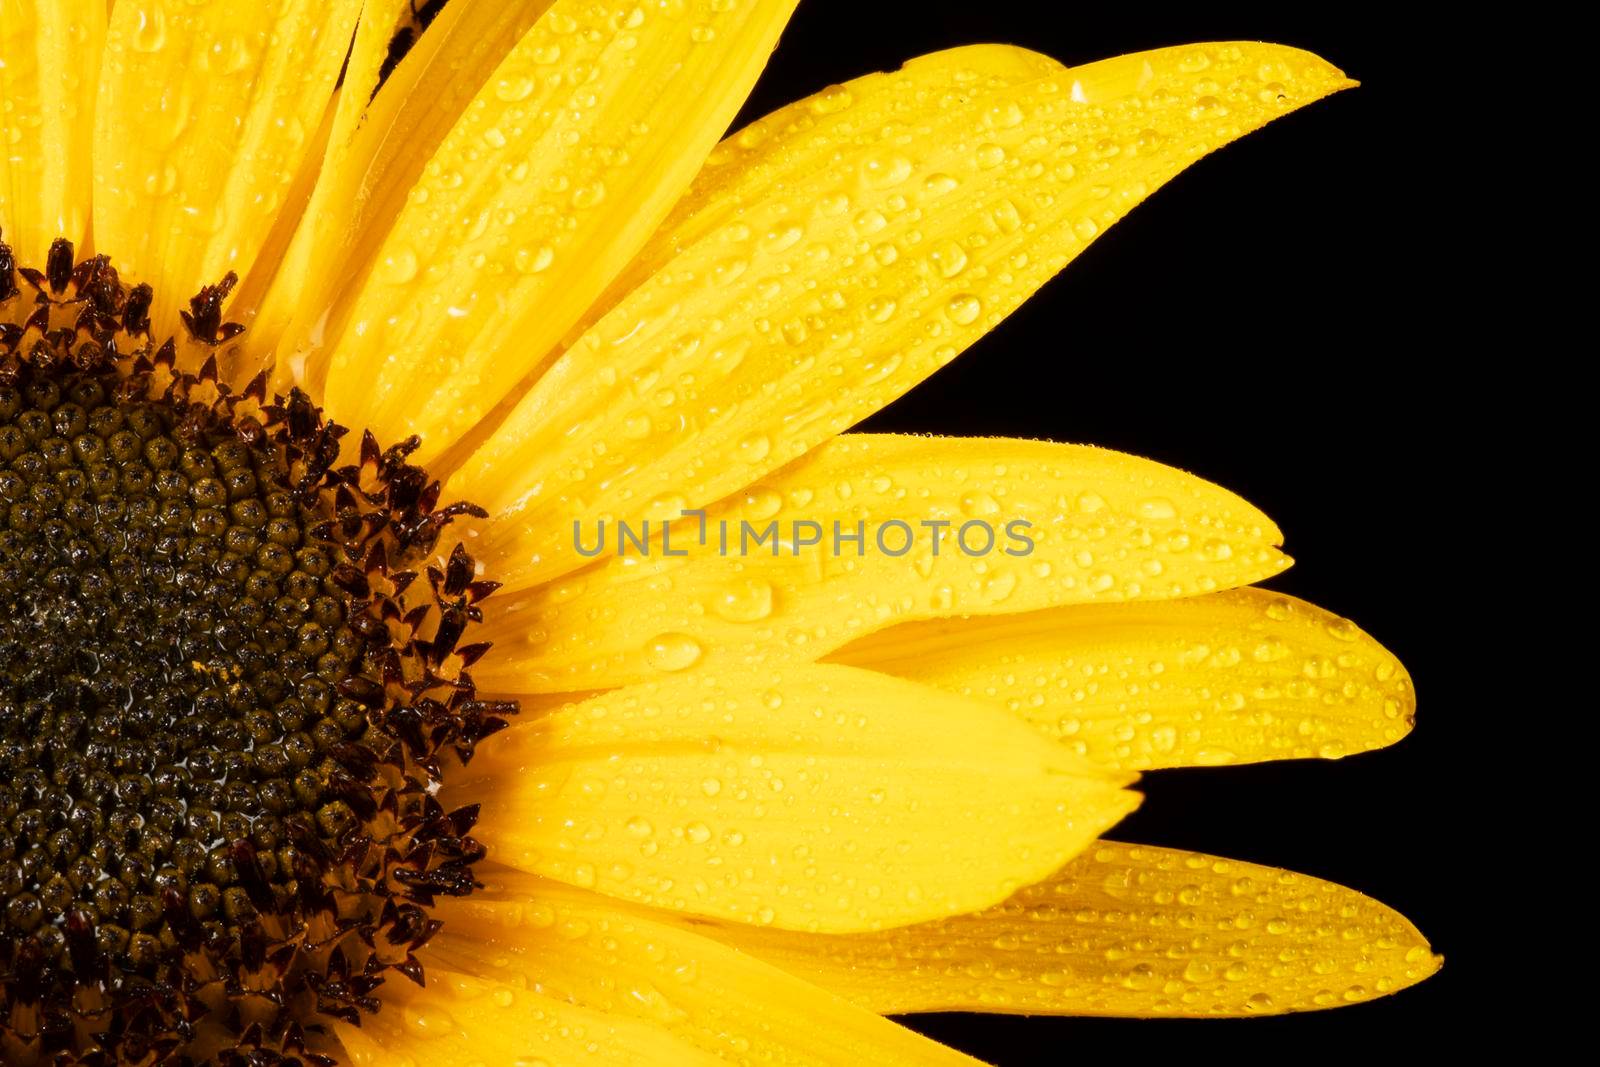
[450,42,1352,589]
[92,0,362,336]
[422,872,981,1065]
[217,85,338,382]
[315,0,799,465]
[447,663,1138,933]
[337,966,717,1066]
[0,0,105,265]
[577,43,1058,328]
[832,587,1414,770]
[225,0,413,342]
[703,840,1441,1017]
[472,434,1286,693]
[252,0,553,366]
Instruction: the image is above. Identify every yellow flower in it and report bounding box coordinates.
[0,1,1437,1063]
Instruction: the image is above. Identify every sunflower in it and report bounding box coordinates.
[0,1,1436,1063]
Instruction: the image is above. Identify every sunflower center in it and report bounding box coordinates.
[0,367,364,940]
[0,237,512,1065]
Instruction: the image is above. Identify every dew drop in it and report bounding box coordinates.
[712,579,774,623]
[946,293,982,325]
[514,245,554,274]
[975,143,1007,169]
[1136,497,1177,520]
[495,76,536,102]
[810,85,855,114]
[131,7,166,52]
[929,241,969,279]
[760,224,804,254]
[983,571,1017,602]
[736,434,771,463]
[960,491,1001,517]
[984,100,1025,129]
[860,154,913,189]
[853,209,888,235]
[381,248,420,285]
[991,198,1023,233]
[142,165,178,196]
[402,1005,456,1038]
[647,633,703,672]
[866,297,898,323]
[711,256,748,284]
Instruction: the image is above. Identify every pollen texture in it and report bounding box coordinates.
[0,236,513,1065]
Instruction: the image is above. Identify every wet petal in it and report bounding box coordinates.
[316,0,799,465]
[472,434,1286,693]
[0,0,105,265]
[251,0,553,364]
[339,966,717,1065]
[92,0,363,335]
[422,872,980,1064]
[452,41,1352,588]
[447,663,1137,933]
[833,587,1414,770]
[703,840,1440,1016]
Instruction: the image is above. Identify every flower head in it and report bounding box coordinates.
[0,1,1434,1063]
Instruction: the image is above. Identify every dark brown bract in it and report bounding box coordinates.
[0,235,514,1065]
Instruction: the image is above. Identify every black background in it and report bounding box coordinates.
[732,3,1464,1061]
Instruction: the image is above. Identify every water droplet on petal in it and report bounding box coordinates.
[131,8,166,52]
[1136,497,1177,520]
[860,153,912,189]
[712,579,774,623]
[736,433,771,463]
[647,633,703,672]
[929,241,969,278]
[514,245,554,274]
[810,85,855,114]
[946,293,982,325]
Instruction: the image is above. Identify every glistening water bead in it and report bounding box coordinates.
[0,235,514,1065]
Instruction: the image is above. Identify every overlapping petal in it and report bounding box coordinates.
[447,663,1138,933]
[313,0,799,464]
[337,966,718,1065]
[251,0,553,366]
[699,840,1440,1017]
[422,871,981,1064]
[450,41,1353,590]
[833,587,1415,769]
[92,0,362,336]
[472,434,1286,693]
[226,0,413,339]
[0,0,1443,1056]
[0,0,105,266]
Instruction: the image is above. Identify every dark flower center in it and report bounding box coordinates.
[0,235,513,1065]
